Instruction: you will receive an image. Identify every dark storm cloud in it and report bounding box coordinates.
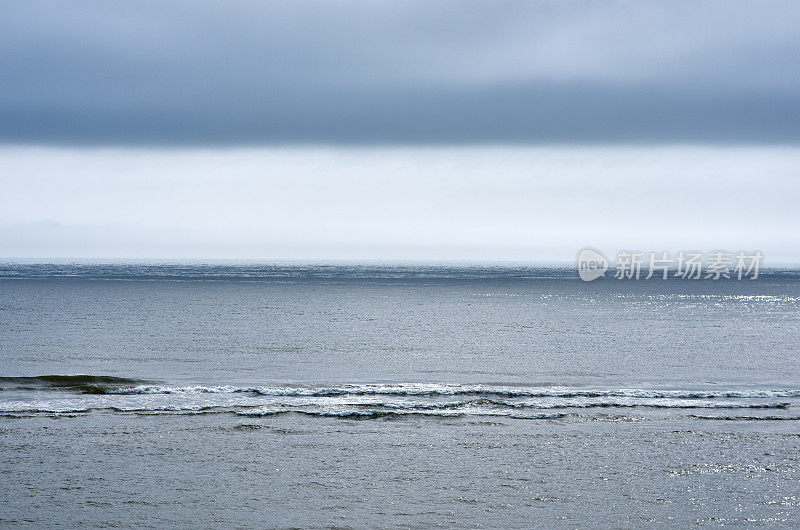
[1,0,799,145]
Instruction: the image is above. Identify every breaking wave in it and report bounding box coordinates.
[2,376,798,419]
[96,383,800,399]
[690,414,800,421]
[0,375,151,394]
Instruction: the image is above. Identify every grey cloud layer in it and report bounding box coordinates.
[2,0,799,144]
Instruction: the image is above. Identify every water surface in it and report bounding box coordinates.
[1,264,799,527]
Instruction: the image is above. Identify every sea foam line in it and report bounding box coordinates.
[103,384,800,400]
[0,398,790,415]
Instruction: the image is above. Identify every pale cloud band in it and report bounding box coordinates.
[1,146,797,261]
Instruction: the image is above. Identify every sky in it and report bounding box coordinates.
[1,1,799,261]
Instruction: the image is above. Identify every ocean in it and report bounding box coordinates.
[1,263,799,527]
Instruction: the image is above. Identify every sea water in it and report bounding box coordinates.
[1,263,799,527]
